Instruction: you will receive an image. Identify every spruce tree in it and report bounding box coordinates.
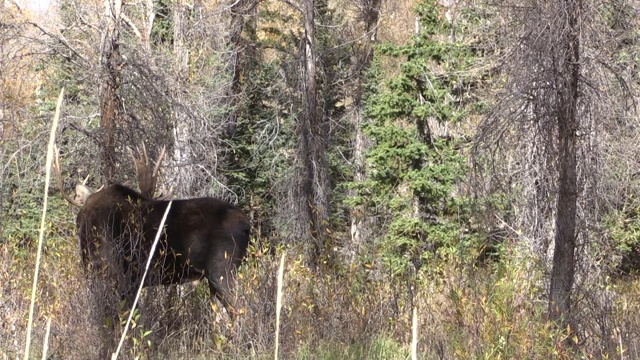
[354,1,481,275]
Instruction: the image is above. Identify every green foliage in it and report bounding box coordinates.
[227,0,354,241]
[602,199,640,275]
[121,307,154,358]
[151,0,173,46]
[352,0,482,276]
[37,56,95,109]
[223,20,298,237]
[2,118,55,245]
[440,244,569,358]
[295,336,408,360]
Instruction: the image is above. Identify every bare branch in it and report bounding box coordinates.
[120,13,142,40]
[28,22,88,64]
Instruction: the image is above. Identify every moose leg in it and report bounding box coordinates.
[120,282,137,312]
[206,271,237,319]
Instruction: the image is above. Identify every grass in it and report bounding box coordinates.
[3,229,640,359]
[294,336,409,360]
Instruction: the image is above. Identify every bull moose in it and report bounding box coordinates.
[53,145,250,316]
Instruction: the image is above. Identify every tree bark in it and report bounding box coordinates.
[294,0,330,268]
[301,0,320,263]
[221,0,257,167]
[141,0,155,52]
[224,0,256,139]
[549,0,581,329]
[168,0,191,195]
[349,0,381,258]
[99,0,124,184]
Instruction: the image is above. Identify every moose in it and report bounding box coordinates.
[53,144,250,316]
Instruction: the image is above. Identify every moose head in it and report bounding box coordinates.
[53,144,250,316]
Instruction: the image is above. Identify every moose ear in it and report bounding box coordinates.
[75,184,95,206]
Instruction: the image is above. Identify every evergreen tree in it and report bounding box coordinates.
[353,1,481,275]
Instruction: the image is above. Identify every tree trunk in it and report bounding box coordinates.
[349,0,381,258]
[99,0,123,184]
[549,0,581,330]
[141,0,155,53]
[225,0,256,138]
[295,0,330,268]
[169,0,191,195]
[350,108,370,253]
[220,0,256,171]
[301,0,320,263]
[173,0,188,72]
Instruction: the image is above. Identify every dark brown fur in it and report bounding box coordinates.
[77,184,250,313]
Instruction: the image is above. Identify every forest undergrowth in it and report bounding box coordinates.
[2,222,638,359]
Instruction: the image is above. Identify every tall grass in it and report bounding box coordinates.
[274,251,285,359]
[3,228,640,358]
[24,88,64,360]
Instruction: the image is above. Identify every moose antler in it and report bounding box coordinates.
[52,145,85,207]
[128,143,165,198]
